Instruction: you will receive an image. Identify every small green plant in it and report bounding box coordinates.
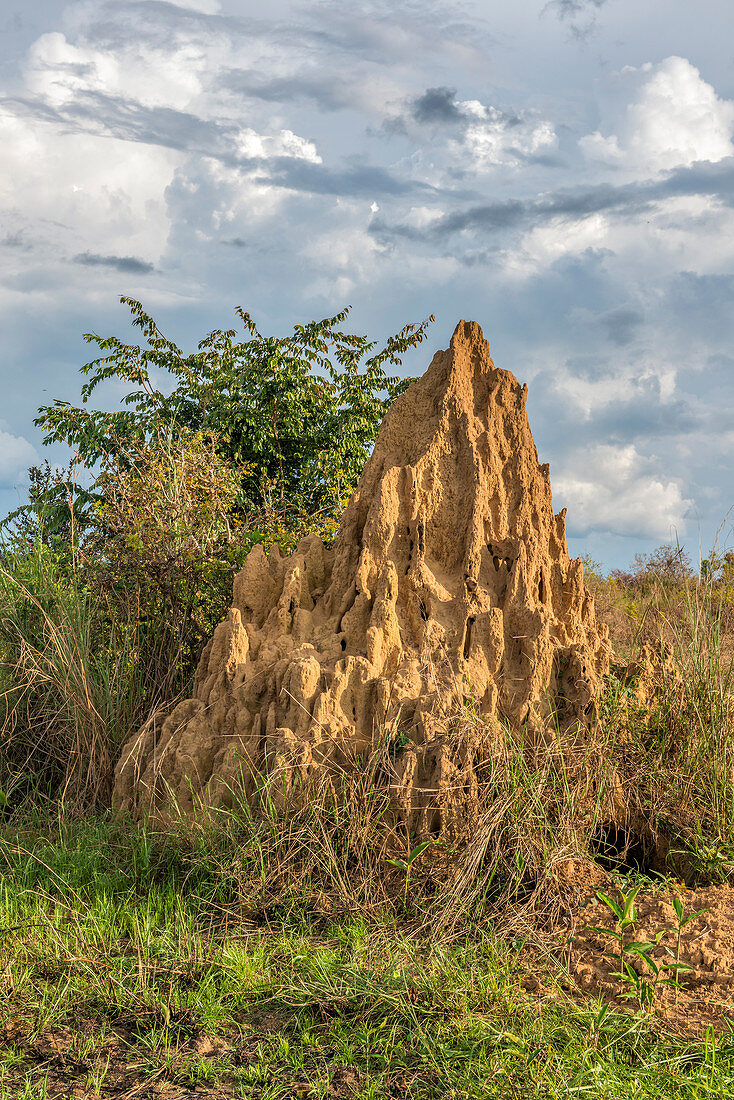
[675,832,734,883]
[669,892,708,995]
[588,884,642,972]
[386,840,433,904]
[388,730,412,758]
[587,886,672,1012]
[180,1056,219,1087]
[588,999,610,1051]
[619,929,676,1011]
[588,885,708,1013]
[85,1056,110,1097]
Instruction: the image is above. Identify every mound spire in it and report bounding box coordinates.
[113,321,609,827]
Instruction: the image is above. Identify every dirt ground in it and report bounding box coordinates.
[1,1012,363,1099]
[561,883,734,1036]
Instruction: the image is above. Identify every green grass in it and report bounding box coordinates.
[1,816,733,1099]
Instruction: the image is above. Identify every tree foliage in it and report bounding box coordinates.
[35,297,434,540]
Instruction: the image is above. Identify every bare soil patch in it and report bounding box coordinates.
[1,1013,361,1099]
[566,883,734,1036]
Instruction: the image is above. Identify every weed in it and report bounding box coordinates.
[385,839,434,905]
[669,893,708,995]
[674,830,734,883]
[586,886,677,1012]
[585,884,713,1017]
[588,884,642,970]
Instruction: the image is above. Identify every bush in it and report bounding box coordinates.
[610,543,693,591]
[0,433,249,808]
[90,431,249,700]
[33,297,434,545]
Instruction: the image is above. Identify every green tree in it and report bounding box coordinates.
[34,297,434,543]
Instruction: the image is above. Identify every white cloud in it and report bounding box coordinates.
[0,105,178,269]
[390,89,556,176]
[165,155,288,244]
[1,14,324,282]
[0,431,39,490]
[142,0,222,10]
[455,98,556,170]
[233,128,321,164]
[547,355,678,418]
[509,212,609,275]
[580,56,734,175]
[505,191,734,282]
[553,443,691,539]
[26,31,205,111]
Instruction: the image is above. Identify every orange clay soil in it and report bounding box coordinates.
[555,883,734,1036]
[113,320,610,827]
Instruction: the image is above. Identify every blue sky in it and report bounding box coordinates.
[1,0,733,569]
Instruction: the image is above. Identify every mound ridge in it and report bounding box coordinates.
[113,321,610,828]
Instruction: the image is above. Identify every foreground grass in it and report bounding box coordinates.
[0,817,733,1099]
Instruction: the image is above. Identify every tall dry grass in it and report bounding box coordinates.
[644,565,734,846]
[0,543,150,808]
[0,433,245,811]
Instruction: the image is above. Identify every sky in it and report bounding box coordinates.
[1,0,734,570]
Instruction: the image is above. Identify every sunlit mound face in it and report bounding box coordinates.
[113,321,609,825]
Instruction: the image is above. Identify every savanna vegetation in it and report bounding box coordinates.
[1,299,733,1099]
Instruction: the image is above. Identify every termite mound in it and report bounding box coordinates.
[113,321,610,831]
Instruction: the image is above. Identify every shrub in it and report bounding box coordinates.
[0,433,247,808]
[89,431,248,700]
[33,297,434,546]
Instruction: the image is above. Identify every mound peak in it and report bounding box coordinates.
[113,322,610,829]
